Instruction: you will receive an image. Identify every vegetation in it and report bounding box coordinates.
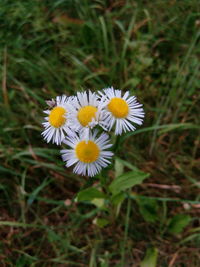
[0,0,200,266]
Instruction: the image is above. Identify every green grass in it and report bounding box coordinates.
[0,0,200,266]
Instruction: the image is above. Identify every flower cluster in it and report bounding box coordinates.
[42,87,144,177]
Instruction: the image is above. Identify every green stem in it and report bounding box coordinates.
[113,135,121,153]
[121,195,131,266]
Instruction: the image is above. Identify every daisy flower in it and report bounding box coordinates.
[99,87,144,135]
[61,130,113,177]
[69,91,105,139]
[41,95,74,145]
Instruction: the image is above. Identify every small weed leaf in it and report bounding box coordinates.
[168,214,192,234]
[93,218,109,228]
[77,187,106,202]
[137,198,159,223]
[140,247,158,267]
[109,171,150,195]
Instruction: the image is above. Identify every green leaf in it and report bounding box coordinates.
[140,247,158,267]
[168,214,191,234]
[109,171,149,195]
[91,198,105,208]
[77,187,106,202]
[111,192,126,217]
[111,192,126,206]
[115,157,139,172]
[93,218,109,228]
[137,199,158,223]
[114,158,124,177]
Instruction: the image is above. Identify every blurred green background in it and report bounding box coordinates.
[0,0,200,266]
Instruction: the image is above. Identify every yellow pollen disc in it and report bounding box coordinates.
[77,106,97,127]
[75,140,100,163]
[107,97,129,118]
[49,106,66,128]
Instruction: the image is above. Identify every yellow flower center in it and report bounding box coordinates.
[77,106,97,127]
[107,97,129,118]
[75,140,100,163]
[49,106,66,128]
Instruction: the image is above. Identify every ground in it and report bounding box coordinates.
[0,0,200,266]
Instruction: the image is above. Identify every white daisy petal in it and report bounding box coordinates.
[41,95,75,145]
[60,130,113,177]
[69,90,105,134]
[98,87,144,135]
